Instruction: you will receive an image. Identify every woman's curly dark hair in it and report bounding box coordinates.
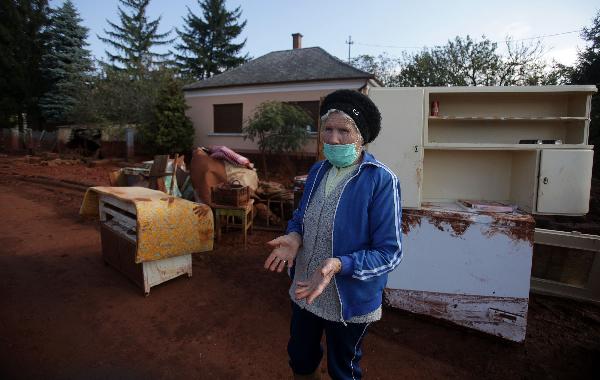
[319,89,382,145]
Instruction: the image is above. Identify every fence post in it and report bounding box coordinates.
[10,128,20,151]
[126,127,135,161]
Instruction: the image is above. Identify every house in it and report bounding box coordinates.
[182,34,380,157]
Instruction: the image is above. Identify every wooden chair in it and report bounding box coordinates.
[213,199,254,250]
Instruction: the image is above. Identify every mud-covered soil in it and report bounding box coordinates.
[0,155,599,379]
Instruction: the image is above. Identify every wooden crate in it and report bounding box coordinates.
[211,182,249,206]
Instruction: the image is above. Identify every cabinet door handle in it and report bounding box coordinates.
[543,177,549,185]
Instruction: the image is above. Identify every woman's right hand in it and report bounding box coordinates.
[264,234,301,273]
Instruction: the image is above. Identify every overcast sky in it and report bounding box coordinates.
[51,0,599,67]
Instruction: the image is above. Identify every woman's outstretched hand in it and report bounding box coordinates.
[264,234,301,273]
[294,258,342,304]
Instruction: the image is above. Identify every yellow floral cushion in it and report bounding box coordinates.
[80,186,213,263]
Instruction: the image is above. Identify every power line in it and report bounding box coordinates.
[509,29,581,42]
[353,29,583,50]
[353,43,423,49]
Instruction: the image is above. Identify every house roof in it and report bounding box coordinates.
[182,47,376,91]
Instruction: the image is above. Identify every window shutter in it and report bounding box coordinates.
[214,104,243,133]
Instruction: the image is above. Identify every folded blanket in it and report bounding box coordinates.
[80,186,213,263]
[209,145,252,168]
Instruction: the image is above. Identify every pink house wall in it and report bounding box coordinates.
[184,80,370,156]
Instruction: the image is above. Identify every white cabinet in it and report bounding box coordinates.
[537,149,594,214]
[368,88,424,208]
[386,203,535,342]
[369,85,597,216]
[368,85,597,342]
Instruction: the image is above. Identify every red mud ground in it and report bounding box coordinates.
[1,155,600,379]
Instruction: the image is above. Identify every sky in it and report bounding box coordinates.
[50,0,600,67]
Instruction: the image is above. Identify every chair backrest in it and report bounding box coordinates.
[148,155,169,192]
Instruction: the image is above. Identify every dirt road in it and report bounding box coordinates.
[1,175,599,379]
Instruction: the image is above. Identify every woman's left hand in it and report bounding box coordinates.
[294,258,342,304]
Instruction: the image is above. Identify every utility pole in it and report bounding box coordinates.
[345,35,354,62]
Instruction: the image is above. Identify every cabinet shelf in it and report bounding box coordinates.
[426,116,588,145]
[369,85,597,214]
[428,116,589,121]
[424,143,593,150]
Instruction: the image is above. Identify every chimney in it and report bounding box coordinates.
[292,33,303,49]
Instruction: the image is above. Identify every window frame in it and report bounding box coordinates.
[285,100,320,133]
[213,103,243,134]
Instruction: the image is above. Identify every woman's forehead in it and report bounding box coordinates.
[323,113,354,128]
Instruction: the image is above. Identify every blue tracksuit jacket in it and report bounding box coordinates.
[287,151,403,321]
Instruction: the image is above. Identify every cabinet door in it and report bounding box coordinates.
[531,228,600,304]
[368,88,424,208]
[536,149,593,215]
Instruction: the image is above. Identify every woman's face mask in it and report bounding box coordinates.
[321,112,363,167]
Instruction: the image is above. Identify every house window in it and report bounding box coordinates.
[286,101,320,133]
[214,103,243,133]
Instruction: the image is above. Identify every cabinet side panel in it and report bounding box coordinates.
[119,237,144,288]
[368,88,424,208]
[100,224,121,268]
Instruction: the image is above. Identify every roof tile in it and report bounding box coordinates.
[183,47,374,91]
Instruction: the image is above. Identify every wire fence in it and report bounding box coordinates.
[1,128,58,152]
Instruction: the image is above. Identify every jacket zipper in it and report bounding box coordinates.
[331,162,369,325]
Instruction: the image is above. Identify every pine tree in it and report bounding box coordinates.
[570,11,600,86]
[0,0,50,129]
[175,0,248,80]
[39,0,93,124]
[139,77,195,154]
[568,10,600,177]
[98,0,173,77]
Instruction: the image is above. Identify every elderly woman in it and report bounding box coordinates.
[265,89,402,380]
